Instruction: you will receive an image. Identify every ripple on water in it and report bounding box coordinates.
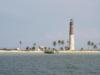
[0,54,100,75]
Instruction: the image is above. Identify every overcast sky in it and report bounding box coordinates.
[0,0,100,49]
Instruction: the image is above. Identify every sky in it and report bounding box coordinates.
[0,0,100,49]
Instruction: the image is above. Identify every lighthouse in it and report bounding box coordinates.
[69,19,75,50]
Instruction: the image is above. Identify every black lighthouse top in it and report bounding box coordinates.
[70,19,73,25]
[69,19,74,34]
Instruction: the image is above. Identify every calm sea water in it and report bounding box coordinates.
[0,53,100,75]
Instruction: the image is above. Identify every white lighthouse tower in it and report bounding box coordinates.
[69,19,75,50]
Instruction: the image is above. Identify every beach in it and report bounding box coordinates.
[0,50,100,54]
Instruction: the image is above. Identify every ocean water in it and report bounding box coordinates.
[0,53,100,75]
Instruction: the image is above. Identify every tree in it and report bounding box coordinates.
[61,40,64,45]
[80,48,84,51]
[58,40,61,46]
[61,40,64,48]
[93,45,97,50]
[26,46,30,51]
[19,41,22,50]
[87,41,91,50]
[60,40,65,50]
[91,42,94,46]
[33,43,36,47]
[57,40,61,50]
[44,47,47,51]
[91,42,94,50]
[53,41,57,49]
[32,46,35,50]
[32,43,36,50]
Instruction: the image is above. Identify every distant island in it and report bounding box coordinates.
[0,19,100,54]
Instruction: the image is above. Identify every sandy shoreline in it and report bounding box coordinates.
[57,51,100,54]
[0,50,100,54]
[0,50,44,54]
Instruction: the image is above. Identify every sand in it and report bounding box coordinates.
[0,50,100,54]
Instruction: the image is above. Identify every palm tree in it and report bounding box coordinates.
[91,42,94,50]
[80,48,84,50]
[87,41,91,50]
[32,46,35,50]
[33,43,36,46]
[53,41,56,49]
[19,41,22,50]
[32,43,36,50]
[61,40,64,45]
[57,40,61,50]
[26,46,30,51]
[93,45,97,50]
[60,40,64,50]
[44,47,47,51]
[58,40,61,46]
[91,42,94,46]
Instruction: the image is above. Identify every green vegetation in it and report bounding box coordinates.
[87,41,98,50]
[44,50,54,54]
